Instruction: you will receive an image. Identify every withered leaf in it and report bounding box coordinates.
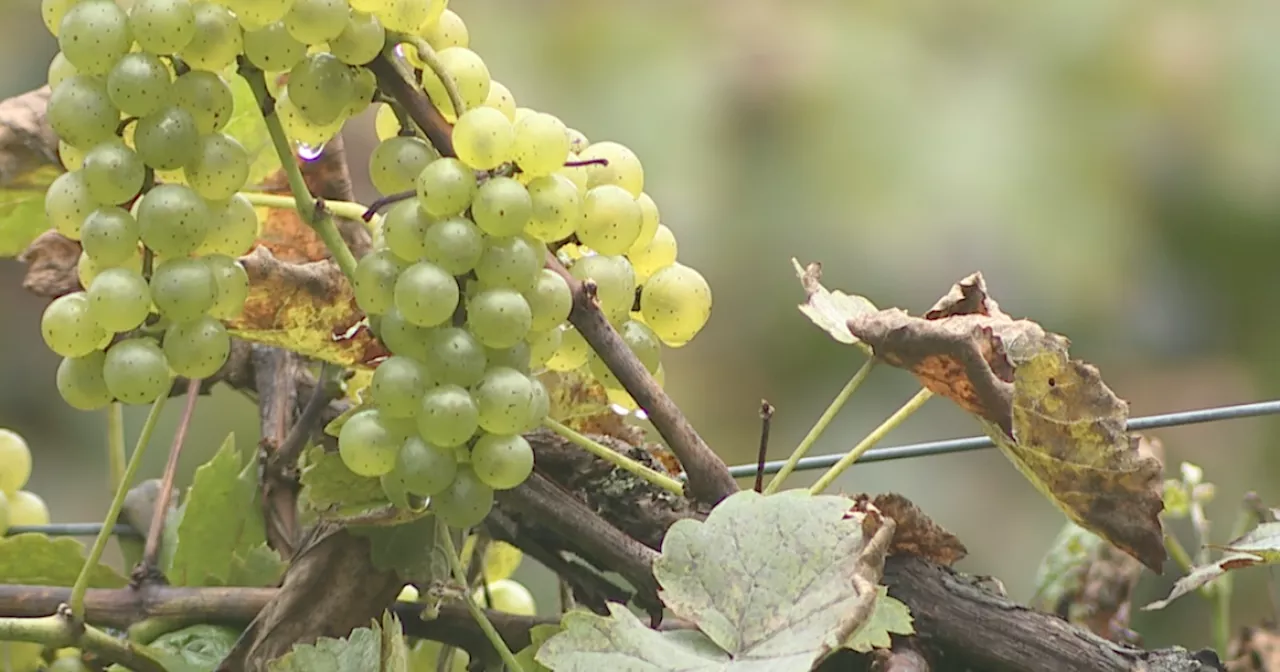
[1031,521,1144,643]
[792,258,876,352]
[0,86,60,258]
[850,493,967,566]
[1143,551,1262,611]
[18,231,80,298]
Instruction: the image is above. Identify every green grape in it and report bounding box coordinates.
[525,174,579,242]
[526,327,561,369]
[226,0,292,30]
[569,254,635,322]
[545,325,589,372]
[182,2,242,71]
[470,433,533,490]
[416,384,478,448]
[49,654,92,672]
[58,0,132,76]
[41,292,107,358]
[243,21,306,71]
[103,338,172,404]
[511,112,569,178]
[578,141,644,197]
[393,436,457,496]
[423,327,486,387]
[184,133,249,200]
[42,0,83,37]
[7,491,49,527]
[57,351,114,411]
[424,9,467,50]
[329,11,385,65]
[45,170,95,239]
[394,261,459,327]
[288,53,354,126]
[206,254,249,319]
[78,247,144,288]
[452,107,513,171]
[283,0,348,44]
[526,377,550,429]
[639,262,712,347]
[632,192,660,250]
[338,409,401,477]
[416,158,476,217]
[47,75,118,150]
[162,315,230,377]
[422,216,483,275]
[375,307,430,360]
[525,269,572,332]
[275,90,346,148]
[0,429,32,495]
[134,105,200,170]
[475,235,540,293]
[354,248,405,315]
[628,223,676,281]
[137,184,211,257]
[420,46,490,120]
[150,256,216,323]
[579,185,642,255]
[371,355,429,419]
[382,200,433,262]
[588,319,661,389]
[431,465,493,528]
[472,367,534,435]
[467,288,532,349]
[87,267,151,332]
[81,139,145,205]
[344,67,377,118]
[483,80,516,121]
[107,52,173,117]
[350,0,387,12]
[59,140,86,171]
[369,136,437,195]
[171,70,233,134]
[373,103,400,140]
[129,0,196,54]
[478,579,536,616]
[48,52,78,89]
[484,341,530,373]
[566,128,590,154]
[197,193,259,256]
[471,176,531,238]
[378,0,442,32]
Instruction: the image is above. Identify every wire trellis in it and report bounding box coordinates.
[9,399,1280,539]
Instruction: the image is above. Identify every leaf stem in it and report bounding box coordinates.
[764,358,875,495]
[71,393,168,620]
[107,402,125,490]
[808,387,934,495]
[438,519,525,672]
[141,379,200,576]
[239,191,373,228]
[239,63,361,283]
[1163,533,1194,574]
[0,615,166,672]
[542,417,685,497]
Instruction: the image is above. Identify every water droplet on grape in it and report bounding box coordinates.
[296,142,325,161]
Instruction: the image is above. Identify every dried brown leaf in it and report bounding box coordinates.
[850,493,967,566]
[18,230,80,298]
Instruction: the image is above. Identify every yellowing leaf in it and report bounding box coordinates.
[0,86,59,258]
[792,258,875,352]
[1143,551,1263,611]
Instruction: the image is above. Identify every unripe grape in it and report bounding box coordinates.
[197,194,259,257]
[569,254,636,323]
[423,327,486,388]
[394,261,459,327]
[578,141,644,197]
[354,249,405,316]
[283,0,348,44]
[382,200,433,263]
[471,177,532,238]
[243,21,306,71]
[57,352,114,411]
[107,52,173,117]
[483,80,516,121]
[467,288,532,349]
[42,0,82,37]
[422,216,484,275]
[632,192,660,251]
[229,0,293,31]
[393,436,457,496]
[81,140,144,205]
[182,2,242,72]
[346,67,378,118]
[288,53,354,126]
[628,223,677,281]
[470,433,533,490]
[78,248,144,289]
[526,327,562,369]
[511,112,569,178]
[47,52,78,90]
[546,325,589,372]
[150,256,216,323]
[58,0,132,76]
[416,158,476,217]
[171,71,233,134]
[374,103,401,140]
[424,9,468,50]
[275,90,346,147]
[476,579,536,616]
[136,184,211,257]
[379,0,443,32]
[579,185,642,255]
[639,263,713,347]
[184,133,249,200]
[525,174,579,242]
[0,429,32,495]
[164,316,231,378]
[525,378,550,431]
[87,267,151,333]
[417,384,479,448]
[474,235,541,293]
[432,465,493,528]
[134,105,200,170]
[371,356,429,419]
[103,338,173,405]
[129,0,197,54]
[47,75,118,150]
[370,136,437,196]
[329,11,385,65]
[484,342,530,373]
[525,269,572,332]
[420,47,490,120]
[472,367,533,435]
[338,409,401,477]
[41,292,107,358]
[453,107,513,171]
[45,170,96,239]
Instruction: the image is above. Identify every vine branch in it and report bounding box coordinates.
[0,613,166,672]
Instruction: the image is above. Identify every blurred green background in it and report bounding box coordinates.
[3,0,1280,652]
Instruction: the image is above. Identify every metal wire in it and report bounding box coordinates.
[9,399,1280,538]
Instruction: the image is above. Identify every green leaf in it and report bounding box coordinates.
[0,86,62,257]
[221,543,287,588]
[843,587,913,652]
[225,74,281,187]
[268,611,407,672]
[350,515,451,584]
[0,163,58,257]
[0,533,127,587]
[538,604,733,671]
[300,445,388,511]
[379,612,409,672]
[150,624,242,672]
[514,623,561,672]
[1029,521,1106,613]
[791,258,875,352]
[167,433,268,586]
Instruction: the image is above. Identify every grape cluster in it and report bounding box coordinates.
[40,0,259,409]
[348,7,713,528]
[0,429,53,536]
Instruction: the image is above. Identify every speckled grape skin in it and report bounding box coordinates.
[87,267,151,333]
[639,262,713,347]
[423,217,484,275]
[103,338,173,405]
[525,174,579,242]
[128,0,196,54]
[472,367,534,435]
[171,71,233,134]
[525,269,572,332]
[197,194,259,257]
[471,433,533,490]
[134,106,200,170]
[205,254,249,319]
[475,235,540,293]
[329,11,385,65]
[41,292,107,358]
[107,52,173,117]
[394,261,459,328]
[578,141,645,197]
[370,136,437,195]
[421,47,490,121]
[137,184,212,257]
[47,75,118,150]
[184,133,249,200]
[181,2,242,72]
[58,1,132,76]
[526,327,562,368]
[382,201,433,263]
[163,315,230,378]
[353,249,404,316]
[337,409,401,478]
[56,351,113,411]
[82,139,145,205]
[452,107,512,171]
[424,327,487,388]
[287,53,353,126]
[45,170,95,239]
[471,177,532,238]
[511,112,570,178]
[243,22,306,71]
[283,0,349,45]
[578,185,642,256]
[431,465,493,528]
[371,356,429,419]
[466,288,532,349]
[546,325,590,372]
[81,207,139,266]
[484,341,531,373]
[150,257,216,323]
[416,158,476,218]
[569,254,635,323]
[417,384,480,448]
[376,308,432,361]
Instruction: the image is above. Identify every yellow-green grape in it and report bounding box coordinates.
[58,0,132,76]
[47,75,120,150]
[48,52,77,89]
[578,141,644,197]
[453,107,513,171]
[379,0,443,32]
[374,103,401,140]
[57,351,114,411]
[137,184,211,257]
[0,429,32,496]
[133,104,200,170]
[107,52,174,118]
[377,307,431,360]
[512,107,535,124]
[421,46,491,120]
[288,53,354,126]
[354,249,406,316]
[276,90,346,147]
[394,261,460,327]
[103,337,173,405]
[566,128,590,154]
[338,408,401,477]
[87,267,152,333]
[42,0,82,36]
[197,193,260,257]
[164,316,231,377]
[526,327,561,368]
[243,21,307,71]
[525,174,579,243]
[182,2,243,72]
[391,436,456,499]
[511,112,569,178]
[283,0,348,44]
[476,579,537,616]
[556,158,589,194]
[58,141,85,171]
[639,263,712,347]
[471,176,532,238]
[348,63,378,119]
[632,192,660,250]
[370,355,428,419]
[150,256,217,323]
[417,383,479,448]
[77,247,144,288]
[590,320,660,389]
[206,254,249,319]
[129,0,197,54]
[397,584,419,602]
[171,70,234,134]
[466,288,532,349]
[474,235,541,293]
[329,11,386,65]
[7,491,50,526]
[45,170,96,239]
[423,216,484,275]
[423,327,486,388]
[485,341,530,373]
[226,0,292,31]
[470,433,533,490]
[41,292,108,358]
[525,269,572,332]
[383,201,434,262]
[424,9,467,49]
[570,254,635,323]
[628,223,677,282]
[579,185,642,255]
[416,157,477,217]
[482,80,516,121]
[545,325,589,372]
[432,465,493,528]
[369,136,438,195]
[184,133,250,200]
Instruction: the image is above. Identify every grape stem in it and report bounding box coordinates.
[543,417,685,497]
[238,61,361,284]
[438,518,527,672]
[359,188,416,222]
[239,191,374,229]
[763,358,876,495]
[71,392,169,621]
[402,34,468,121]
[0,613,166,672]
[139,378,201,582]
[807,387,934,495]
[754,400,775,493]
[106,402,125,490]
[369,52,456,157]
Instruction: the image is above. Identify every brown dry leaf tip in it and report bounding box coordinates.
[1227,626,1280,672]
[849,493,968,567]
[791,258,876,350]
[18,230,80,298]
[0,86,58,182]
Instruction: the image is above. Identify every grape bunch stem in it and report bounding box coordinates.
[439,519,527,672]
[240,192,374,230]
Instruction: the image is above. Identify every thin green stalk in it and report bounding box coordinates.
[107,402,125,490]
[239,191,374,227]
[1164,533,1195,574]
[1213,573,1231,657]
[809,387,933,495]
[764,359,875,495]
[438,519,525,672]
[240,66,360,283]
[71,393,168,620]
[543,417,685,497]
